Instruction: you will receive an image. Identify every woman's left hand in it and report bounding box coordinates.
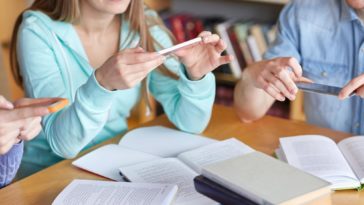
[339,74,364,99]
[175,31,233,81]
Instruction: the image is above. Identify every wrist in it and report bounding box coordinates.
[95,69,113,91]
[185,67,204,81]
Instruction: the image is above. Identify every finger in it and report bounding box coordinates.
[0,135,19,155]
[14,98,61,108]
[21,116,41,133]
[202,34,220,45]
[0,129,20,147]
[2,107,49,122]
[19,122,42,141]
[291,73,314,83]
[215,39,227,54]
[279,57,302,78]
[121,52,161,65]
[265,84,286,102]
[356,85,364,98]
[266,74,296,100]
[130,56,165,74]
[275,70,298,94]
[0,96,13,109]
[339,76,364,99]
[198,31,212,38]
[122,47,144,53]
[0,119,25,132]
[217,55,234,66]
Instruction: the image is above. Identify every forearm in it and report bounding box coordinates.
[44,73,114,159]
[234,70,274,122]
[151,69,215,134]
[170,73,215,133]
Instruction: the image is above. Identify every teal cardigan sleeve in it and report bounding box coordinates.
[148,25,216,134]
[18,26,115,159]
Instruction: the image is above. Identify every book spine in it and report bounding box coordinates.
[250,25,268,56]
[215,23,242,78]
[194,176,258,205]
[246,35,262,62]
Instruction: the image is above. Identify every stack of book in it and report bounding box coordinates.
[195,152,332,205]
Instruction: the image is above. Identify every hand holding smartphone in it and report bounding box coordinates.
[15,98,69,113]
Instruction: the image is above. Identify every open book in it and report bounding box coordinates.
[73,126,216,181]
[119,138,254,205]
[52,179,178,205]
[276,135,364,190]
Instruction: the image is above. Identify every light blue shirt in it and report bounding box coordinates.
[17,10,215,177]
[265,0,364,134]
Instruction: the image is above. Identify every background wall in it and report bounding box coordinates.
[0,0,28,101]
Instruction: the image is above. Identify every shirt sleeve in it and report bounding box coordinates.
[264,1,302,62]
[0,141,23,188]
[147,14,216,134]
[18,25,115,159]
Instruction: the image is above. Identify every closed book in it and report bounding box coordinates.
[234,23,254,65]
[246,35,262,62]
[194,175,258,205]
[215,21,242,78]
[201,152,332,205]
[250,25,268,56]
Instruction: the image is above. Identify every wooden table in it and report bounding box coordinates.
[0,105,362,205]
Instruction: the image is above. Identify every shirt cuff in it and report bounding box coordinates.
[77,71,115,111]
[177,68,216,98]
[9,141,24,154]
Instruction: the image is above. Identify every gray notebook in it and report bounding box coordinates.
[201,152,331,205]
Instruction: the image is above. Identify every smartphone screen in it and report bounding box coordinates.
[296,82,354,97]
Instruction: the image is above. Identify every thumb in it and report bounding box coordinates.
[0,96,14,109]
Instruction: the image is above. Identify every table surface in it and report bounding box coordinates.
[0,105,363,205]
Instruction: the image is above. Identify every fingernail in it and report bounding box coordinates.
[6,102,14,109]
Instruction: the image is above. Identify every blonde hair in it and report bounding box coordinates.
[10,0,178,109]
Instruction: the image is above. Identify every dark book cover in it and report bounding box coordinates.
[194,175,258,205]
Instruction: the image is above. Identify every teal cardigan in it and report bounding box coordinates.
[16,10,215,178]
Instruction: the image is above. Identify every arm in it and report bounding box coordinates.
[234,2,303,122]
[18,27,115,159]
[0,142,23,188]
[234,67,275,123]
[148,28,231,133]
[19,25,165,159]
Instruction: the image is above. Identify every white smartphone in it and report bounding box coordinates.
[157,37,202,55]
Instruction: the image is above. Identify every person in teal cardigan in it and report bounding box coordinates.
[10,0,232,178]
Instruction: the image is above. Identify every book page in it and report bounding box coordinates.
[177,138,254,173]
[118,126,216,157]
[52,179,178,205]
[120,158,217,205]
[72,144,160,181]
[280,135,359,189]
[338,136,364,182]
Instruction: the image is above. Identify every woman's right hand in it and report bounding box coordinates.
[95,47,166,91]
[0,96,49,155]
[244,57,312,101]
